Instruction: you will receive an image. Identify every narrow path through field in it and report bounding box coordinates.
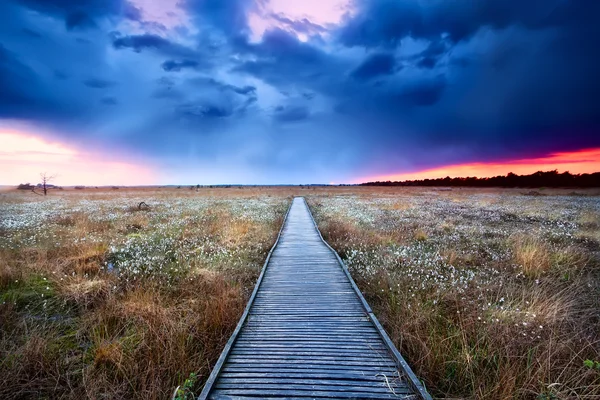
[199,197,431,399]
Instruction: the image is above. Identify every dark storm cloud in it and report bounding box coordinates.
[415,40,447,69]
[327,0,600,170]
[83,78,117,88]
[65,11,97,30]
[15,0,140,29]
[351,53,397,81]
[335,74,447,116]
[161,59,200,72]
[176,102,233,119]
[182,0,255,37]
[338,0,588,46]
[0,43,67,120]
[273,105,310,122]
[111,33,197,59]
[112,33,170,51]
[158,76,258,126]
[233,28,335,88]
[0,44,39,110]
[187,77,257,98]
[394,76,446,107]
[230,85,256,95]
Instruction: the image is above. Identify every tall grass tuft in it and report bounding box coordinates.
[511,235,551,278]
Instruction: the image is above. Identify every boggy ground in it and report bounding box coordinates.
[308,188,600,399]
[1,186,599,399]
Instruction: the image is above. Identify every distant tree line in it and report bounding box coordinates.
[361,170,600,188]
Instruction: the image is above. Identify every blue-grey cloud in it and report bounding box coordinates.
[113,34,184,53]
[351,53,397,81]
[65,11,97,30]
[274,105,309,122]
[21,28,42,38]
[101,96,117,105]
[182,0,256,38]
[415,41,447,69]
[233,28,335,89]
[161,59,200,72]
[338,0,586,46]
[83,78,116,88]
[15,0,139,29]
[0,44,39,109]
[396,76,447,107]
[176,102,233,119]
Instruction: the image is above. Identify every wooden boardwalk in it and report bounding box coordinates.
[199,197,431,399]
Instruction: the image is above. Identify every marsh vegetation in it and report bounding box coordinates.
[0,188,287,399]
[1,186,599,399]
[309,189,600,399]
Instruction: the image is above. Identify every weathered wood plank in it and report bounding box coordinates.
[216,377,404,388]
[209,389,410,399]
[221,365,400,374]
[215,383,410,394]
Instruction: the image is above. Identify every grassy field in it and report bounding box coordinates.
[0,187,288,399]
[309,188,600,399]
[1,186,599,399]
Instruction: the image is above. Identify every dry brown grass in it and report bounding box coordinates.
[579,210,600,230]
[413,228,428,242]
[511,235,552,278]
[59,276,112,308]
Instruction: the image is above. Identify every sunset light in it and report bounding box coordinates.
[248,0,352,41]
[358,148,600,183]
[0,127,156,186]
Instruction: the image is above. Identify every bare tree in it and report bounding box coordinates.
[32,173,56,196]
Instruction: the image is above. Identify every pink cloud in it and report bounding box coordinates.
[249,0,353,41]
[125,0,192,32]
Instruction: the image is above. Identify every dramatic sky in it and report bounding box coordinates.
[1,0,599,185]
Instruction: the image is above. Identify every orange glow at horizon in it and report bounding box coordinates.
[358,148,600,183]
[0,128,157,186]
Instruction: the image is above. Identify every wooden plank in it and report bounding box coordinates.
[209,389,409,399]
[215,383,410,394]
[220,370,401,378]
[209,397,411,400]
[221,363,399,371]
[231,347,387,354]
[233,343,388,350]
[227,355,396,363]
[217,377,404,388]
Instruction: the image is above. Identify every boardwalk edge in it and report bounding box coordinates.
[303,197,433,400]
[197,198,294,400]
